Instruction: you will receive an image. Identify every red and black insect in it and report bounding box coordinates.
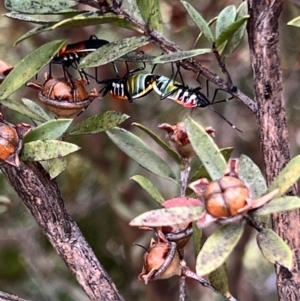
[50,35,109,82]
[152,64,241,132]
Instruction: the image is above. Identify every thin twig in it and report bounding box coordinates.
[0,291,36,301]
[182,266,239,301]
[179,275,187,301]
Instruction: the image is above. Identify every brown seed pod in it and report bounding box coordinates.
[139,239,182,284]
[204,176,250,218]
[26,74,99,118]
[0,114,31,167]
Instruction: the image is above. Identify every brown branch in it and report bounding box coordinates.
[0,160,124,301]
[0,291,35,301]
[247,1,300,301]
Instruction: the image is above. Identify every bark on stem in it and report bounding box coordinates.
[247,1,300,300]
[0,291,35,301]
[0,161,124,301]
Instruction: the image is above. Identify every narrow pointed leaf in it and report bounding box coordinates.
[287,16,300,27]
[222,2,248,58]
[181,1,214,43]
[132,122,181,165]
[239,155,267,198]
[254,197,300,216]
[209,265,231,299]
[196,223,244,276]
[268,154,300,196]
[129,206,203,227]
[215,16,249,49]
[23,119,72,143]
[0,40,65,99]
[189,147,234,182]
[0,98,48,122]
[4,12,59,24]
[14,24,53,46]
[5,0,77,14]
[22,98,51,121]
[185,116,226,180]
[193,222,202,256]
[193,17,217,49]
[215,5,236,39]
[151,49,212,64]
[131,175,165,204]
[117,52,156,63]
[107,127,176,182]
[137,0,163,33]
[69,111,129,135]
[80,36,150,68]
[52,12,142,32]
[21,140,80,161]
[257,229,292,270]
[48,157,68,179]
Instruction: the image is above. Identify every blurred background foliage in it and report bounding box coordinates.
[0,0,299,300]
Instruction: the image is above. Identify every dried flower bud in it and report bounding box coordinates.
[158,122,215,160]
[139,239,182,284]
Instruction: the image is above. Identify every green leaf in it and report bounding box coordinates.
[238,155,267,199]
[268,154,300,196]
[215,5,236,53]
[209,265,232,299]
[222,2,248,58]
[196,223,244,276]
[107,127,176,182]
[0,98,48,122]
[52,12,142,32]
[23,119,72,143]
[151,49,212,64]
[117,52,156,63]
[0,40,65,99]
[190,147,234,182]
[22,98,51,121]
[254,197,300,216]
[48,157,68,179]
[129,206,204,227]
[21,140,80,161]
[215,16,249,49]
[69,111,129,135]
[215,5,237,39]
[192,222,202,256]
[193,17,217,49]
[5,0,77,14]
[136,0,163,33]
[80,36,150,68]
[14,24,53,46]
[132,122,182,165]
[257,229,292,270]
[131,175,165,204]
[181,1,214,43]
[4,12,59,24]
[287,16,300,27]
[185,116,226,180]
